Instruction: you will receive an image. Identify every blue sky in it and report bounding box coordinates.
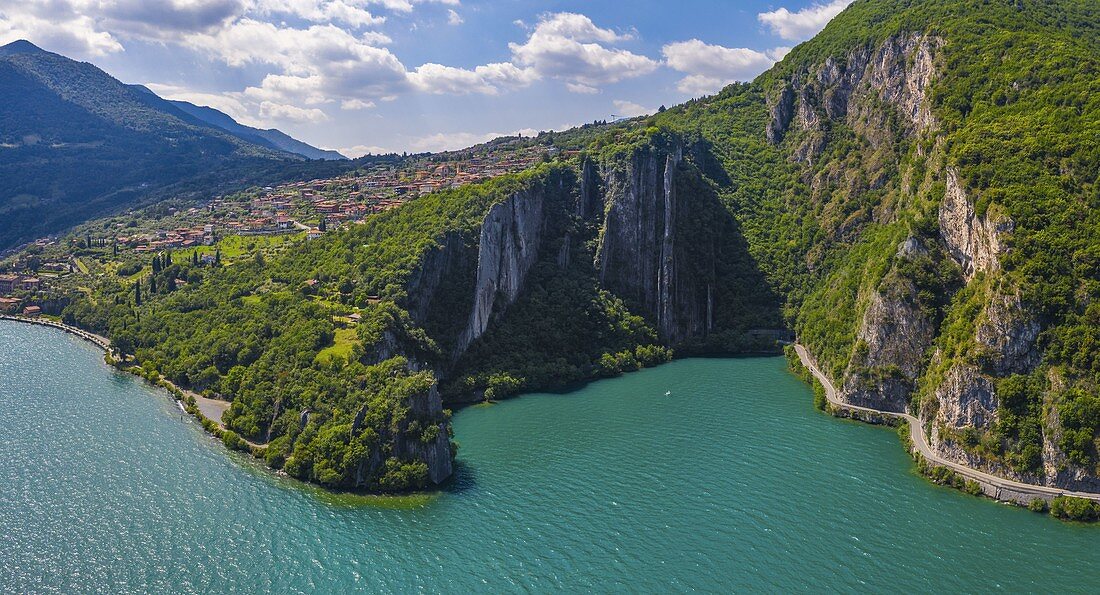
[0,0,853,155]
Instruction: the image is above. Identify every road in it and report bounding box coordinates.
[794,344,1100,503]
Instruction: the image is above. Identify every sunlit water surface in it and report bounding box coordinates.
[2,321,1099,593]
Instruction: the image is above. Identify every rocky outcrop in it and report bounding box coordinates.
[766,85,795,144]
[935,364,998,428]
[404,231,469,324]
[353,383,453,487]
[768,33,941,150]
[596,145,720,344]
[975,290,1040,375]
[455,189,546,354]
[838,239,936,412]
[938,169,1012,281]
[394,384,453,484]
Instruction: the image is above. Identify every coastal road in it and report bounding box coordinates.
[793,344,1100,503]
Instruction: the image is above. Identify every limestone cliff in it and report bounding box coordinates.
[768,33,941,157]
[352,383,453,488]
[938,169,1011,281]
[455,189,546,355]
[837,239,937,412]
[596,144,733,345]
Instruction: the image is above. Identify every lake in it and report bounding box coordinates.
[2,320,1098,593]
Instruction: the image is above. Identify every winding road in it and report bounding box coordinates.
[794,344,1100,504]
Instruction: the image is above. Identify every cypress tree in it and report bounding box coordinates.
[134,280,142,306]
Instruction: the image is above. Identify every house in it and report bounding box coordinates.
[22,305,41,316]
[21,277,40,291]
[307,228,323,240]
[0,274,19,294]
[0,297,21,312]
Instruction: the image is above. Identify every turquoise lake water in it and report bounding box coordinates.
[2,320,1099,593]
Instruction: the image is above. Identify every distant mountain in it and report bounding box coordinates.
[0,40,324,249]
[163,97,346,161]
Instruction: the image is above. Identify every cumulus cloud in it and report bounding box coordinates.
[508,12,658,93]
[258,100,329,123]
[663,39,789,95]
[758,0,854,42]
[611,100,652,118]
[250,0,385,28]
[145,82,265,125]
[340,144,397,157]
[340,98,375,110]
[2,3,691,137]
[408,62,536,95]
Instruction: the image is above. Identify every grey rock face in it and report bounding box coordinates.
[394,384,454,484]
[976,290,1040,375]
[766,84,795,144]
[939,168,1011,281]
[596,145,717,345]
[404,231,468,324]
[455,189,546,354]
[839,276,935,412]
[767,33,941,151]
[935,364,998,429]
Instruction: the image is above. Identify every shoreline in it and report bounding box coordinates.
[0,314,239,441]
[0,314,113,353]
[793,343,1100,509]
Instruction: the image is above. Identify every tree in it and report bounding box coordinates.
[134,280,142,306]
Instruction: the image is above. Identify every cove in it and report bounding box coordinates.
[2,320,1099,593]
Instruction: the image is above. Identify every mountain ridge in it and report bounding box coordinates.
[0,39,348,250]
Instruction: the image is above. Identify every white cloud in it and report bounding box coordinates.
[250,0,385,27]
[508,12,658,93]
[409,62,536,95]
[402,128,540,153]
[663,39,789,95]
[258,100,329,122]
[446,9,463,25]
[0,2,122,57]
[565,82,598,94]
[758,0,854,42]
[145,82,266,125]
[340,98,375,110]
[612,100,651,118]
[340,144,396,157]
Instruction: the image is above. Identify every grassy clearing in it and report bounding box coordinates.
[174,232,305,263]
[314,327,359,365]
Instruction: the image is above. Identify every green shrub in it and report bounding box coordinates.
[1049,496,1100,522]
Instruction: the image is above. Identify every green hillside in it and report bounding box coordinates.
[50,0,1100,493]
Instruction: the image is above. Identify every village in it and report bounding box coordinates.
[106,143,555,252]
[0,141,562,315]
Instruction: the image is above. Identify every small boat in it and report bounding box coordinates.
[665,391,671,397]
[176,400,186,413]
